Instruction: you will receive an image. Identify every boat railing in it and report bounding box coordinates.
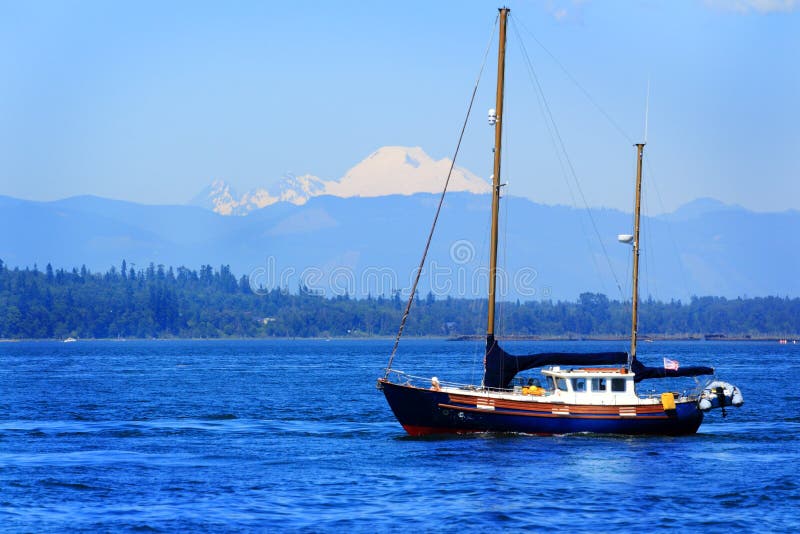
[383,369,482,391]
[384,369,537,395]
[689,377,716,397]
[637,378,713,401]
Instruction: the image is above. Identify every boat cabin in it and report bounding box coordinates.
[520,366,640,404]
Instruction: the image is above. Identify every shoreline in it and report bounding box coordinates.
[2,335,798,343]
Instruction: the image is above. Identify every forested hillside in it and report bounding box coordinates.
[1,260,798,339]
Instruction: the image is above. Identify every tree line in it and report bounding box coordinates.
[0,259,798,339]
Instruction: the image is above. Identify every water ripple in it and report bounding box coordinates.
[1,339,798,531]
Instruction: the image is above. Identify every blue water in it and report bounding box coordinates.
[1,339,798,531]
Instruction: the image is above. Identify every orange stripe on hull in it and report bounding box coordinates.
[438,403,669,420]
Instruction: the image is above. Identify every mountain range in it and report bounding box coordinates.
[3,146,798,300]
[2,185,798,300]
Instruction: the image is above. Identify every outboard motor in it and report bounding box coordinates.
[715,385,727,417]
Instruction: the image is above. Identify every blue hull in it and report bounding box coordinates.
[380,380,704,436]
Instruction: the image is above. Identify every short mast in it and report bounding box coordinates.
[487,7,509,341]
[630,143,645,359]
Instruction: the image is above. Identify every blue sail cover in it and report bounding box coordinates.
[483,336,629,389]
[630,357,714,383]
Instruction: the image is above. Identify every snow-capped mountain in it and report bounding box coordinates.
[326,146,489,198]
[190,174,327,216]
[191,146,491,216]
[189,180,243,216]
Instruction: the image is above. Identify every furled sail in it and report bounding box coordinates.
[630,357,714,382]
[483,335,629,389]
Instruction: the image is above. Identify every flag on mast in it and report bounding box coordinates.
[663,358,680,371]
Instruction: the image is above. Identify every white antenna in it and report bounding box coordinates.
[644,77,650,144]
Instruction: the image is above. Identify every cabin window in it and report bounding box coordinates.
[591,378,607,392]
[546,376,555,391]
[556,378,568,391]
[611,378,626,392]
[571,377,586,392]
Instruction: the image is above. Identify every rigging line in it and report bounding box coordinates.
[499,106,511,338]
[641,191,652,305]
[513,16,634,145]
[645,157,692,301]
[384,15,498,377]
[622,244,632,300]
[512,21,625,300]
[643,183,660,301]
[525,67,606,296]
[462,194,491,384]
[513,22,608,297]
[471,193,494,385]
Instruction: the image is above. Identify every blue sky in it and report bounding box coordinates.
[0,0,797,213]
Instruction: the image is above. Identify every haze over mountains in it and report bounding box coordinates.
[2,146,798,300]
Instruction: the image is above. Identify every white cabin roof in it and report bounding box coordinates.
[541,366,634,379]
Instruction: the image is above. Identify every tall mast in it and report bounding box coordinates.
[630,143,645,359]
[487,7,509,341]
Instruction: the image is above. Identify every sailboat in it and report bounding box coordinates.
[377,8,742,436]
